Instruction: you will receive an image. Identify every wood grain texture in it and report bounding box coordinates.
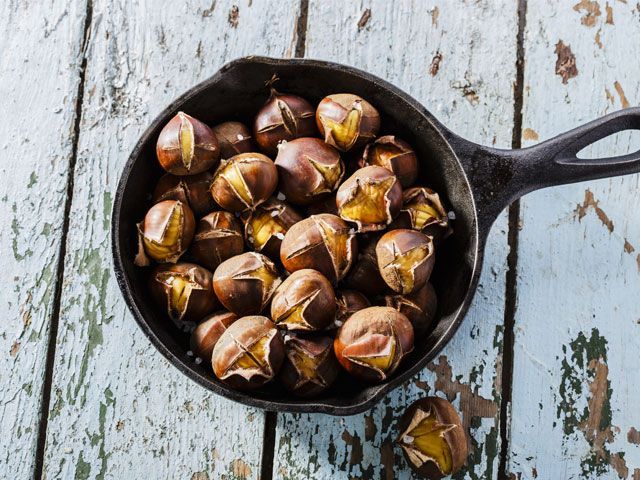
[0,1,87,477]
[507,1,640,478]
[271,1,518,478]
[39,1,300,478]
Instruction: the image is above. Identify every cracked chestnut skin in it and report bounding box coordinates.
[136,200,195,265]
[149,262,219,328]
[211,315,285,390]
[397,397,468,479]
[376,229,435,294]
[279,335,340,397]
[391,187,452,242]
[280,214,358,284]
[212,252,282,316]
[342,233,388,297]
[244,198,302,260]
[336,165,402,232]
[156,112,220,175]
[210,153,278,212]
[190,311,238,360]
[360,135,418,188]
[271,269,336,332]
[152,172,216,218]
[253,90,317,156]
[328,289,371,332]
[212,121,255,159]
[385,282,437,338]
[189,211,244,272]
[316,93,380,152]
[333,306,414,383]
[275,137,344,206]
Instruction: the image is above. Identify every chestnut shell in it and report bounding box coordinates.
[279,335,339,397]
[137,200,195,264]
[152,172,216,218]
[212,121,255,159]
[360,135,418,188]
[385,282,437,338]
[190,311,238,360]
[189,211,244,272]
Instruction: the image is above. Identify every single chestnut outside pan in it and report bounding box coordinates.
[112,56,640,416]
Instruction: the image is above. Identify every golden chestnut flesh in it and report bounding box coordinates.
[385,282,437,338]
[254,90,316,155]
[244,198,302,260]
[333,306,414,383]
[393,187,452,242]
[360,135,418,188]
[156,111,219,175]
[336,166,402,232]
[211,316,284,390]
[279,335,339,397]
[316,93,380,152]
[136,200,195,265]
[275,137,344,205]
[189,211,244,272]
[397,397,468,479]
[190,311,238,360]
[270,269,336,331]
[213,252,282,316]
[149,262,218,328]
[376,229,435,294]
[210,153,278,212]
[280,214,357,284]
[212,121,255,159]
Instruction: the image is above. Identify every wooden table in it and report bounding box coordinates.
[3,1,639,478]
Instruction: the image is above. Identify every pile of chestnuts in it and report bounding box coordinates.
[134,86,453,398]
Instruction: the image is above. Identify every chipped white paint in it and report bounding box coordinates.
[0,0,87,477]
[39,0,300,479]
[272,1,518,478]
[508,1,640,478]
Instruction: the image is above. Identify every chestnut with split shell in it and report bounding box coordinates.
[316,93,380,152]
[392,187,452,242]
[270,269,336,332]
[376,229,435,294]
[397,396,468,479]
[333,306,414,383]
[342,233,388,297]
[280,214,357,284]
[385,282,437,338]
[244,198,302,260]
[152,172,216,218]
[190,211,244,272]
[213,252,282,316]
[149,262,218,328]
[330,290,371,331]
[360,135,418,188]
[156,112,219,175]
[190,311,238,360]
[135,200,195,265]
[336,165,402,232]
[212,121,255,159]
[210,153,278,212]
[211,316,284,390]
[279,335,339,397]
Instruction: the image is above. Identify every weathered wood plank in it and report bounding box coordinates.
[507,1,640,478]
[0,1,87,477]
[272,1,519,478]
[40,1,300,478]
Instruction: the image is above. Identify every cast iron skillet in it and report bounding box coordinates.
[112,56,640,415]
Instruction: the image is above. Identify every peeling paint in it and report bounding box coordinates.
[522,128,539,141]
[595,28,603,48]
[230,458,251,479]
[574,189,614,233]
[430,6,440,27]
[429,51,443,76]
[228,5,239,28]
[357,9,371,30]
[628,427,640,444]
[624,239,635,254]
[605,3,615,23]
[573,0,602,26]
[614,81,630,108]
[555,40,579,84]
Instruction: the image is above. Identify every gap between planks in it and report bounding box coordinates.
[33,1,94,478]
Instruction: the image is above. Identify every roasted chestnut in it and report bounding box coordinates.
[342,234,388,297]
[211,316,284,390]
[190,211,244,271]
[149,262,218,328]
[152,172,216,218]
[135,200,195,265]
[244,198,302,259]
[336,166,402,232]
[213,252,282,316]
[270,269,336,331]
[190,311,238,360]
[376,229,435,294]
[392,187,452,242]
[334,306,413,383]
[385,282,437,338]
[274,137,344,205]
[279,335,339,397]
[331,290,370,330]
[156,112,219,175]
[397,397,468,479]
[210,153,278,212]
[360,135,418,188]
[212,121,255,158]
[254,89,316,155]
[306,193,339,216]
[280,214,357,284]
[316,93,380,152]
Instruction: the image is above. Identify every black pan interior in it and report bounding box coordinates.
[112,58,480,414]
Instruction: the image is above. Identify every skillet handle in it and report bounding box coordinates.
[453,107,640,233]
